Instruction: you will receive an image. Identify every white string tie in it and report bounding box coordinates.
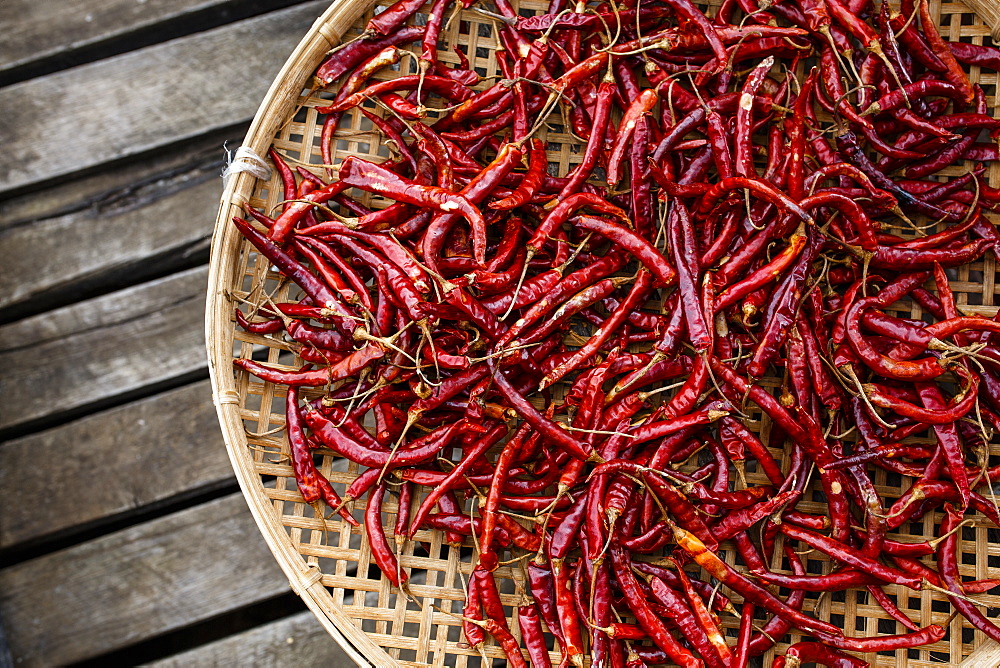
[222,145,272,186]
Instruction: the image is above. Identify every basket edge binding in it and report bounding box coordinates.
[205,0,392,665]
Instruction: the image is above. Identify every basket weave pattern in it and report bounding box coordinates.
[208,0,1000,665]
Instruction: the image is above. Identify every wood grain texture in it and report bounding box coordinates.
[0,0,329,196]
[0,0,226,74]
[0,493,290,667]
[0,128,243,232]
[0,137,223,317]
[0,380,232,549]
[0,266,208,435]
[147,610,356,667]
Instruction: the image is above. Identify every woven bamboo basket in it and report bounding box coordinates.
[207,0,1000,665]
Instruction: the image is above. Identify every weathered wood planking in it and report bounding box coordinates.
[0,131,235,318]
[0,0,306,80]
[0,493,291,667]
[0,127,242,232]
[0,266,208,435]
[147,610,355,667]
[0,379,232,550]
[0,0,330,196]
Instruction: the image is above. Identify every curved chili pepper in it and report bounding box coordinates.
[407,424,504,537]
[777,642,868,668]
[844,296,946,381]
[865,372,977,424]
[305,410,462,469]
[540,271,655,389]
[315,26,423,84]
[487,360,599,462]
[673,525,842,637]
[284,387,359,527]
[337,157,489,265]
[715,223,808,311]
[516,600,552,668]
[572,215,677,287]
[235,343,383,386]
[490,139,547,210]
[421,142,524,275]
[608,542,701,668]
[319,75,473,115]
[779,523,922,588]
[365,482,405,586]
[606,88,660,185]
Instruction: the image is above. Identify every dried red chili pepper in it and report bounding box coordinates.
[227,2,1000,661]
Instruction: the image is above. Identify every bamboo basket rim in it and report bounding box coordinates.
[206,1,385,664]
[206,0,1000,666]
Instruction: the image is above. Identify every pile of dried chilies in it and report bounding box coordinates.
[230,0,1000,662]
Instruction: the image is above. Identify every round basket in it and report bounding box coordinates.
[207,0,1000,665]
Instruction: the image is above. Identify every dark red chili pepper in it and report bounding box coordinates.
[319,75,473,115]
[778,523,921,589]
[284,387,359,527]
[516,600,552,668]
[715,223,809,310]
[608,542,701,668]
[305,410,462,470]
[917,0,975,103]
[315,26,424,85]
[844,296,946,381]
[917,383,972,510]
[232,218,359,333]
[490,139,548,210]
[815,623,946,652]
[366,482,406,586]
[337,156,489,265]
[235,309,284,334]
[407,423,505,537]
[865,373,977,424]
[674,525,842,637]
[235,344,383,387]
[540,271,655,389]
[488,360,600,463]
[775,642,868,668]
[572,215,677,287]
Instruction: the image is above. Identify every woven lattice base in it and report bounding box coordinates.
[207,0,1000,665]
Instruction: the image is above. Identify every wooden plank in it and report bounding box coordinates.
[0,135,226,317]
[0,379,233,549]
[0,0,226,76]
[0,0,330,195]
[0,127,243,232]
[0,493,292,667]
[0,620,12,668]
[0,265,208,435]
[146,610,355,667]
[0,1,310,80]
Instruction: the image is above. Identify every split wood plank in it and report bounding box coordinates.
[0,379,232,550]
[0,0,330,195]
[0,127,243,231]
[0,265,209,435]
[0,493,291,667]
[0,133,234,316]
[146,610,355,667]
